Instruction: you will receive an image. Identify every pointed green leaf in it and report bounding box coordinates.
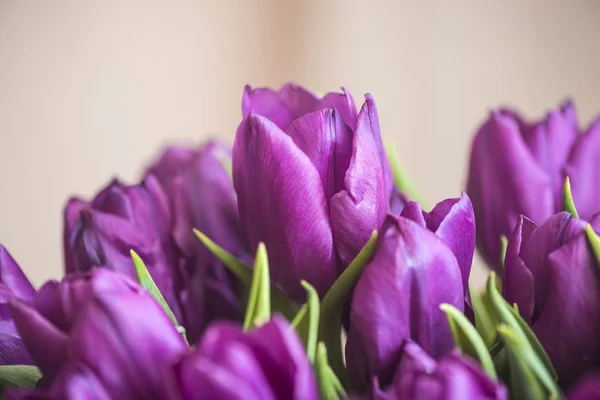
[385,142,427,207]
[562,176,579,218]
[470,285,499,347]
[243,243,271,330]
[131,250,180,327]
[440,303,496,378]
[0,365,41,388]
[318,230,378,389]
[486,273,557,381]
[292,281,320,363]
[291,304,308,328]
[194,229,298,319]
[315,342,343,400]
[585,224,600,271]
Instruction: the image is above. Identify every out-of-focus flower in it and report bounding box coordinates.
[503,212,600,388]
[174,316,317,400]
[0,245,35,365]
[357,341,507,400]
[567,373,600,400]
[9,269,187,399]
[466,101,600,268]
[145,141,246,341]
[234,83,393,300]
[345,214,464,392]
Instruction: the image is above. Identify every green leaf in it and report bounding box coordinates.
[562,176,579,218]
[585,224,600,272]
[131,250,180,327]
[0,365,41,388]
[486,273,557,381]
[470,285,499,347]
[384,142,427,207]
[498,325,560,400]
[292,281,320,363]
[193,229,298,319]
[319,230,378,389]
[243,243,271,330]
[440,303,496,378]
[315,342,345,400]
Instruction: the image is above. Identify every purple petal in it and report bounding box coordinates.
[242,85,296,131]
[567,373,600,400]
[0,333,32,365]
[563,118,600,221]
[467,112,554,268]
[330,95,392,267]
[502,216,537,323]
[233,114,336,300]
[316,88,358,129]
[389,187,408,215]
[399,201,427,227]
[63,198,88,275]
[145,145,197,186]
[49,363,112,400]
[0,246,35,303]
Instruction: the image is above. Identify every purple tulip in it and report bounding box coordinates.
[0,245,35,365]
[345,214,464,392]
[567,373,600,400]
[503,211,600,388]
[9,269,187,399]
[174,316,317,400]
[358,341,506,400]
[467,101,600,268]
[234,83,393,300]
[145,141,246,341]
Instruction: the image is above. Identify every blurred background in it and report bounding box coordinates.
[1,1,599,286]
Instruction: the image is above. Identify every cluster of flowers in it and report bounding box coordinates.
[0,83,599,400]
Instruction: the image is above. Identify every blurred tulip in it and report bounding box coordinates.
[0,245,35,365]
[175,316,317,400]
[358,341,507,400]
[9,269,187,399]
[467,101,600,268]
[145,141,246,341]
[568,373,600,400]
[234,83,393,300]
[345,214,464,392]
[503,211,600,388]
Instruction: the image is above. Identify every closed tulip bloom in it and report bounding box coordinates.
[567,373,600,400]
[346,215,464,392]
[467,101,600,268]
[0,245,35,365]
[9,269,187,399]
[361,341,507,400]
[175,316,317,400]
[63,175,185,327]
[503,212,600,388]
[146,141,246,341]
[234,83,393,300]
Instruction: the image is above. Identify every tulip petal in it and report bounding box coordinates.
[532,235,600,388]
[63,199,88,275]
[317,88,358,129]
[399,201,427,227]
[330,95,392,267]
[0,333,32,365]
[567,373,600,400]
[503,216,537,323]
[0,246,35,303]
[467,112,554,267]
[242,85,296,131]
[563,118,600,221]
[233,114,336,300]
[50,363,112,400]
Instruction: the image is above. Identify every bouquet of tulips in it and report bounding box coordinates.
[0,83,599,400]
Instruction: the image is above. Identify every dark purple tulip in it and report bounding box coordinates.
[346,215,464,392]
[145,141,246,341]
[503,212,600,388]
[467,101,600,268]
[359,341,507,400]
[567,373,600,400]
[174,316,317,400]
[0,245,35,365]
[63,175,186,328]
[9,269,187,399]
[234,83,393,300]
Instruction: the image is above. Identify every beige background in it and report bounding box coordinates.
[1,1,599,287]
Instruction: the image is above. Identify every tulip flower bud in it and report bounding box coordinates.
[175,316,318,400]
[503,211,600,388]
[9,269,187,398]
[0,245,35,365]
[467,101,600,269]
[345,214,464,391]
[234,83,393,301]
